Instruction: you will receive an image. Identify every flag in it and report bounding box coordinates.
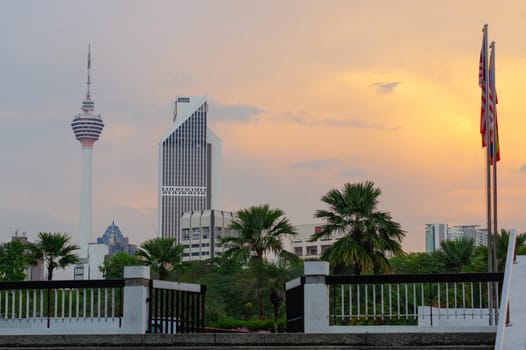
[479,26,488,147]
[488,44,500,165]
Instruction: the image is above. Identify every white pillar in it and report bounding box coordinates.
[79,146,93,258]
[303,261,330,333]
[123,266,150,334]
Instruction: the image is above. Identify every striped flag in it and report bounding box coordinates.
[479,27,488,147]
[488,44,500,165]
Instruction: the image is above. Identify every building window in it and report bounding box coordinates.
[321,245,331,254]
[192,228,200,240]
[202,227,210,239]
[306,246,318,256]
[294,247,303,256]
[182,229,190,241]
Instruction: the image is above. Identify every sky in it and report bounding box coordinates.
[1,0,526,253]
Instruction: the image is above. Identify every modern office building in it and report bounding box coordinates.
[158,95,221,242]
[71,46,104,279]
[179,209,235,261]
[96,220,137,256]
[425,223,448,253]
[290,224,345,260]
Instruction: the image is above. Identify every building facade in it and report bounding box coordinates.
[425,223,448,253]
[158,95,221,243]
[179,210,235,261]
[426,223,489,252]
[290,224,345,260]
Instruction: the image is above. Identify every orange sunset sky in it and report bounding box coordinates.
[1,0,526,252]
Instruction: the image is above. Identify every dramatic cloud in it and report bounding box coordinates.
[370,81,401,94]
[520,164,526,173]
[281,112,401,130]
[290,158,341,169]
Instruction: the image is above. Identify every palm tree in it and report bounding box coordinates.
[220,204,298,265]
[472,230,526,272]
[28,232,79,281]
[312,181,405,275]
[433,238,475,272]
[136,237,184,280]
[220,204,298,319]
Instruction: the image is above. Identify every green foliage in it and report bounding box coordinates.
[100,252,143,279]
[390,252,442,274]
[432,238,475,272]
[219,204,298,319]
[136,237,185,280]
[471,230,526,272]
[0,240,31,281]
[27,232,79,281]
[220,204,298,264]
[313,181,405,275]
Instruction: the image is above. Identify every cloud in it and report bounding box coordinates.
[323,118,401,130]
[340,168,367,178]
[370,81,401,94]
[520,164,526,173]
[208,101,264,123]
[290,158,341,169]
[281,111,401,130]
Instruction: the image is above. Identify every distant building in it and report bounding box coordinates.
[449,225,478,241]
[96,221,137,255]
[10,233,44,281]
[180,210,235,261]
[158,95,222,243]
[426,223,488,252]
[290,224,345,260]
[425,224,448,253]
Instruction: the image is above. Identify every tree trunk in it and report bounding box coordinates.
[47,265,53,281]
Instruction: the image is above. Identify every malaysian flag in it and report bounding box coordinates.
[488,44,500,164]
[479,26,488,147]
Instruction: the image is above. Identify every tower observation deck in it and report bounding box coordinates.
[71,45,104,149]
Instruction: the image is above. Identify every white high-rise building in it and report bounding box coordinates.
[71,46,104,279]
[158,95,221,242]
[425,223,448,253]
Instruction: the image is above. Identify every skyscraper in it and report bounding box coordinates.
[158,95,221,242]
[425,223,447,253]
[71,46,104,260]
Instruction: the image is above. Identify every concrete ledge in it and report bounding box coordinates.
[0,332,496,348]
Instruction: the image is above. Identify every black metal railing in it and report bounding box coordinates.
[327,272,504,326]
[148,280,206,334]
[0,279,125,328]
[285,277,305,332]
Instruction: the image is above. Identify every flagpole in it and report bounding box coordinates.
[491,41,498,272]
[483,24,493,274]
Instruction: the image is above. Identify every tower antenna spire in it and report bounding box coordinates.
[86,44,91,101]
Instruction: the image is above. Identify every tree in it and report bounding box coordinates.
[432,238,475,272]
[390,252,442,274]
[0,240,31,281]
[28,232,79,281]
[136,237,184,280]
[220,204,298,319]
[472,230,526,272]
[263,260,303,332]
[220,204,298,264]
[312,181,405,275]
[100,252,143,279]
